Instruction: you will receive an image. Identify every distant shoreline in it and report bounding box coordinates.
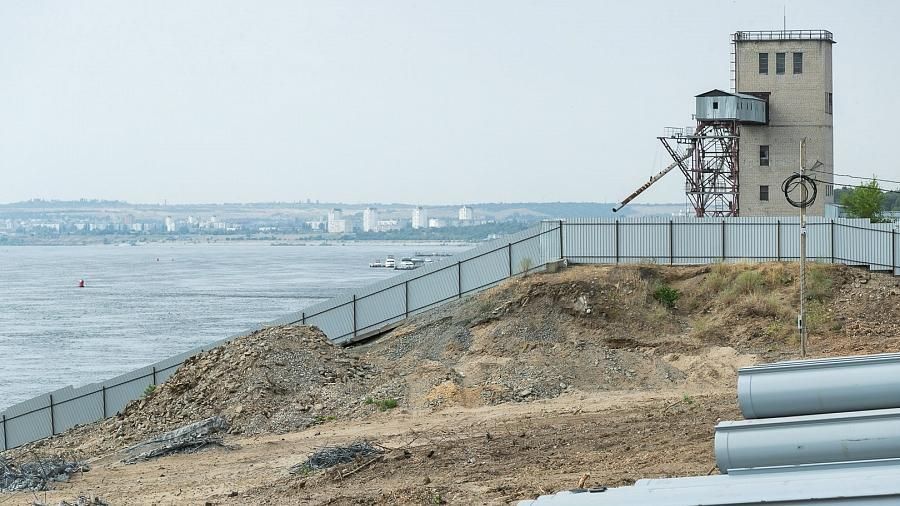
[0,235,476,247]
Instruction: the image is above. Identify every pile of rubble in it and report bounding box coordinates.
[0,455,88,492]
[113,325,380,442]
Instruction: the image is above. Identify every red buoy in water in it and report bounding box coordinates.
[78,279,85,288]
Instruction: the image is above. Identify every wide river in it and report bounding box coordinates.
[0,241,471,410]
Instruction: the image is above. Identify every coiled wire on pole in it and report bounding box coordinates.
[782,174,817,208]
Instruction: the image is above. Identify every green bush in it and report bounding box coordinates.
[142,384,157,398]
[653,284,680,309]
[375,398,398,411]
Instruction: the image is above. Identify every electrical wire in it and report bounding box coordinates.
[808,166,900,187]
[782,173,817,208]
[806,176,900,195]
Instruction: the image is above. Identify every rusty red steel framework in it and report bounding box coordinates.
[660,120,741,217]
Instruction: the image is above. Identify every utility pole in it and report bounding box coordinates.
[799,138,808,357]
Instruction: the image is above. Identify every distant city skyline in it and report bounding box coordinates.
[2,1,898,205]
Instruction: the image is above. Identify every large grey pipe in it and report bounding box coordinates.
[715,408,900,472]
[738,353,900,419]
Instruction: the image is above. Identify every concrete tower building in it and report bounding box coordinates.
[362,208,379,232]
[411,207,428,229]
[733,30,835,216]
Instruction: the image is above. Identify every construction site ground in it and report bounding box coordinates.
[5,262,900,505]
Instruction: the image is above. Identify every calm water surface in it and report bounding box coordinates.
[0,241,469,410]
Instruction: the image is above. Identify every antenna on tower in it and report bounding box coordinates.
[783,4,787,31]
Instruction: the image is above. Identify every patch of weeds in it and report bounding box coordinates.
[690,315,721,342]
[364,397,374,405]
[724,270,765,302]
[430,492,445,505]
[682,394,695,405]
[518,257,534,275]
[142,384,157,398]
[806,267,833,302]
[375,398,398,411]
[734,293,788,318]
[652,283,680,309]
[805,301,833,333]
[314,415,338,424]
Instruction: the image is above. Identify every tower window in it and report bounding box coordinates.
[759,145,770,166]
[826,92,833,114]
[760,185,770,201]
[776,53,785,74]
[793,52,803,74]
[759,53,768,74]
[713,101,719,110]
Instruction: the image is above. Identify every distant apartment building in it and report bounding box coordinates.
[412,207,428,229]
[458,205,474,221]
[376,219,401,232]
[327,208,348,234]
[164,216,176,233]
[363,208,379,232]
[428,218,447,228]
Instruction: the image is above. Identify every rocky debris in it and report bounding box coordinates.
[0,456,88,492]
[292,441,382,473]
[10,325,387,460]
[37,496,108,506]
[122,416,229,464]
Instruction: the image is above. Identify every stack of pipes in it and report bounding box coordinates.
[520,352,900,505]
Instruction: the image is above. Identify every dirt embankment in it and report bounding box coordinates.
[5,262,900,505]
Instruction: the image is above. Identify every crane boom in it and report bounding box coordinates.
[612,149,693,213]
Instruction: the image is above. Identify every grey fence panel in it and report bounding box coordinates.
[460,248,509,294]
[833,220,894,271]
[672,219,721,264]
[4,394,52,449]
[563,220,616,264]
[725,218,779,262]
[620,220,669,264]
[408,264,460,316]
[104,367,156,415]
[355,284,406,335]
[511,234,544,275]
[1,415,5,450]
[305,299,354,341]
[52,385,103,434]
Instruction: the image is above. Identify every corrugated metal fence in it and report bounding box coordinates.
[2,216,898,451]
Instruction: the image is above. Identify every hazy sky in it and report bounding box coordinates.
[1,1,898,205]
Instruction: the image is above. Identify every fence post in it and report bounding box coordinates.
[893,229,898,275]
[2,414,6,451]
[669,220,674,266]
[49,394,55,436]
[721,220,726,262]
[352,295,357,338]
[301,311,306,325]
[101,386,107,418]
[152,366,157,386]
[508,243,513,276]
[831,219,836,264]
[776,220,782,261]
[457,261,462,299]
[404,280,410,318]
[558,220,564,260]
[615,220,620,264]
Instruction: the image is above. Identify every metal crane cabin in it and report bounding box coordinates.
[613,89,767,217]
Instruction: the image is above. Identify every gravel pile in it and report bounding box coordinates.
[113,325,379,441]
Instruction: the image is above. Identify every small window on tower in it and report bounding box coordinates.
[793,52,803,74]
[713,101,719,110]
[759,145,770,166]
[826,92,833,114]
[776,53,785,74]
[760,185,770,201]
[759,52,768,74]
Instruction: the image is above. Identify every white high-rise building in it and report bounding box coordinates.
[164,216,176,233]
[327,208,347,234]
[411,207,428,229]
[458,205,474,221]
[363,208,379,232]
